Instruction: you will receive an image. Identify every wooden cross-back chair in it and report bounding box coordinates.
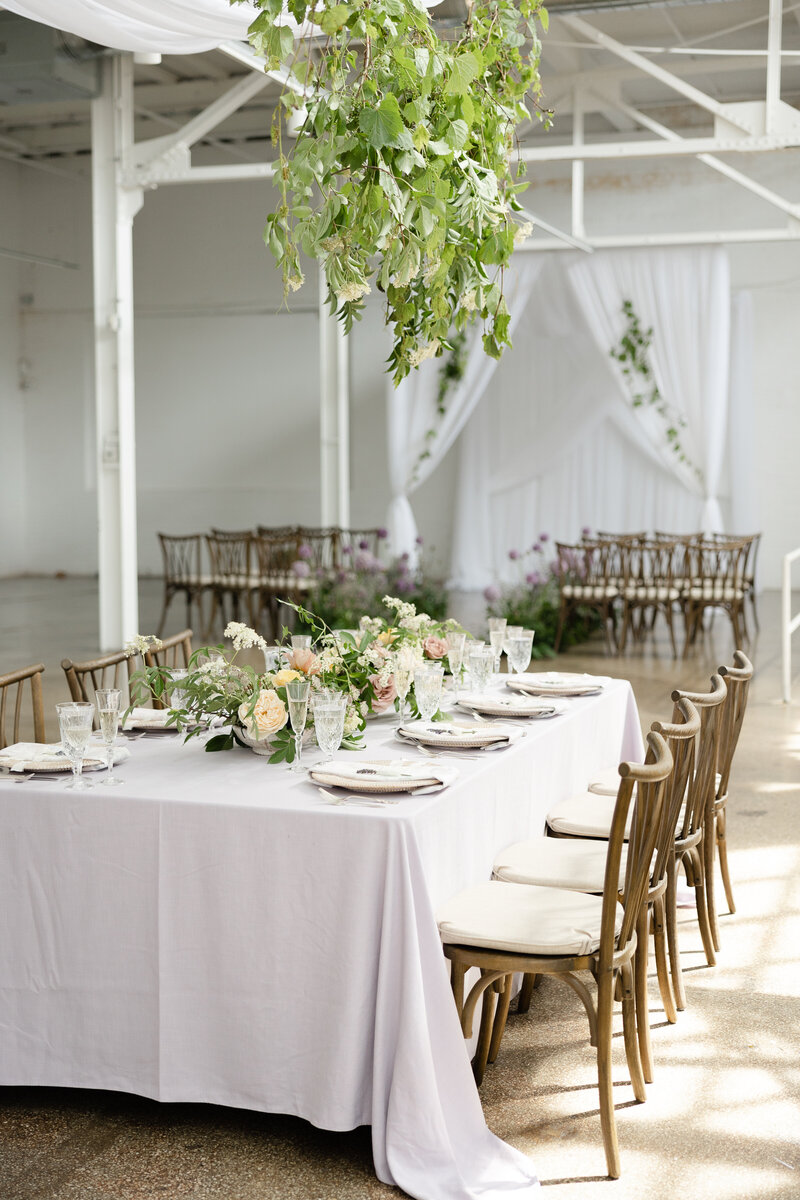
[554,541,620,654]
[205,531,255,637]
[437,732,673,1178]
[295,527,339,574]
[0,663,46,749]
[61,650,134,724]
[156,533,209,639]
[666,673,728,1009]
[251,531,311,639]
[710,650,754,948]
[144,629,194,710]
[708,532,762,633]
[682,537,750,655]
[337,527,387,563]
[618,539,682,657]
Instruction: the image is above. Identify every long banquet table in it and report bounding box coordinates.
[0,676,642,1200]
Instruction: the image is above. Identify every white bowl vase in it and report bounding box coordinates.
[232,724,275,756]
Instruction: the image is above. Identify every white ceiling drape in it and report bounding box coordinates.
[1,1,256,53]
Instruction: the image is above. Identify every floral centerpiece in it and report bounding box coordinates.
[128,598,465,765]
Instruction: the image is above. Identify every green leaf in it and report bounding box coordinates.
[445,50,482,96]
[358,94,406,149]
[446,119,468,152]
[319,4,351,34]
[205,732,235,752]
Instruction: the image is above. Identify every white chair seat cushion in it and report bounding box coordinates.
[493,837,627,893]
[686,583,745,601]
[588,765,622,796]
[622,584,680,602]
[437,880,620,957]
[561,583,618,599]
[547,791,629,839]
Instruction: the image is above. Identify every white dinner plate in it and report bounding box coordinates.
[396,721,514,749]
[456,694,567,719]
[309,758,452,794]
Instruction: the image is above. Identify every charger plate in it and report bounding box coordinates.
[456,694,566,719]
[506,672,603,698]
[396,721,511,749]
[309,759,444,794]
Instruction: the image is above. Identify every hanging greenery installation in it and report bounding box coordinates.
[232,0,549,380]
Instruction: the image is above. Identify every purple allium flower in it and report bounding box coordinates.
[396,577,414,594]
[358,539,369,550]
[581,525,592,537]
[532,542,542,554]
[354,551,377,572]
[508,549,519,561]
[526,571,542,587]
[415,535,424,546]
[342,545,352,556]
[297,543,312,560]
[400,552,410,562]
[539,532,549,543]
[291,560,311,579]
[483,584,501,603]
[377,527,388,540]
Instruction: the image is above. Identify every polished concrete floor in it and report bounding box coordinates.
[0,577,798,1199]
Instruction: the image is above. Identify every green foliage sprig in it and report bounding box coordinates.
[232,0,549,381]
[611,299,703,485]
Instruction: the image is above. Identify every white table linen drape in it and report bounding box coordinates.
[386,259,545,566]
[568,247,731,532]
[0,679,641,1200]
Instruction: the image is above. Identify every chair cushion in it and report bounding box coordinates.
[493,837,627,893]
[588,765,622,796]
[547,791,630,839]
[561,583,618,599]
[437,880,620,956]
[686,582,746,601]
[622,584,680,602]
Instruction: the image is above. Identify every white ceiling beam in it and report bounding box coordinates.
[609,97,800,221]
[520,208,592,253]
[517,133,800,163]
[135,71,270,162]
[559,14,758,134]
[154,162,276,184]
[218,39,311,98]
[767,0,784,133]
[518,227,800,253]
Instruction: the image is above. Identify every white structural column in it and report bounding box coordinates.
[571,88,585,239]
[318,269,350,528]
[767,0,784,133]
[92,54,143,649]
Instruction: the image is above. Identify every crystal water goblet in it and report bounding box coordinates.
[95,689,123,786]
[56,702,95,791]
[467,646,494,693]
[507,629,535,676]
[504,625,522,653]
[291,635,312,652]
[314,698,347,761]
[446,631,467,699]
[287,676,310,773]
[168,668,190,713]
[414,664,444,722]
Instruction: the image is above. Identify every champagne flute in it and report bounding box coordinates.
[95,689,123,786]
[488,617,507,673]
[394,664,412,726]
[286,676,310,773]
[446,631,467,700]
[414,664,444,722]
[56,701,95,791]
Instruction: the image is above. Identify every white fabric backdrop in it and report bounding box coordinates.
[450,250,735,590]
[1,1,255,52]
[386,259,545,565]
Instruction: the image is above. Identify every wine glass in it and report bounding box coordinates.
[414,664,444,722]
[507,629,535,676]
[446,631,467,699]
[467,646,494,693]
[291,634,312,652]
[95,689,123,786]
[488,617,507,673]
[168,668,190,712]
[56,702,95,790]
[504,625,522,653]
[314,698,347,761]
[286,676,310,773]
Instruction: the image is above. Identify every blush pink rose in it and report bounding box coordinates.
[369,674,397,714]
[423,635,448,660]
[287,647,321,675]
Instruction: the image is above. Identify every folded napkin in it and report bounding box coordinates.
[124,707,173,729]
[507,678,601,698]
[459,694,559,715]
[314,757,459,787]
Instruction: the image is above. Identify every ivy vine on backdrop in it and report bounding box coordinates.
[232,0,549,381]
[610,299,704,485]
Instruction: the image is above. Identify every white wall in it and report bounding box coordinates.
[1,148,799,586]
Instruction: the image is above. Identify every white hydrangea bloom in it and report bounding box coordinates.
[124,634,163,657]
[224,622,268,653]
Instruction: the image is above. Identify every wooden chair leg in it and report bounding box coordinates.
[472,984,498,1086]
[516,972,537,1013]
[634,907,654,1084]
[716,806,736,915]
[704,811,722,953]
[652,895,677,1024]
[488,974,514,1065]
[596,970,622,1180]
[665,856,687,1012]
[156,587,173,638]
[685,847,716,968]
[554,601,568,653]
[619,961,646,1103]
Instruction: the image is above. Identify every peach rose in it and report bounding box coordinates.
[239,689,288,740]
[272,668,301,688]
[423,635,448,660]
[369,674,397,714]
[287,647,321,675]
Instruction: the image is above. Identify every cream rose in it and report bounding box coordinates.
[423,635,448,660]
[369,673,397,714]
[239,689,288,739]
[272,668,301,688]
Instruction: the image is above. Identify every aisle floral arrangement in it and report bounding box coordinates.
[483,534,600,656]
[128,597,464,765]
